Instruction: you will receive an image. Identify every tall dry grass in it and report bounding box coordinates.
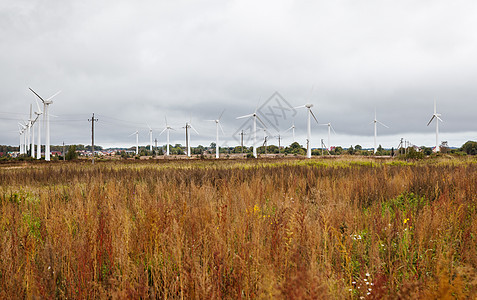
[0,158,476,299]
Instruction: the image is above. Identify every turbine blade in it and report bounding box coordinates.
[46,90,61,101]
[29,88,46,103]
[294,105,306,109]
[34,98,42,113]
[427,115,436,126]
[218,109,225,120]
[219,123,225,135]
[159,128,167,135]
[284,126,293,132]
[256,115,267,128]
[378,120,389,128]
[310,109,319,124]
[331,125,337,134]
[191,125,199,135]
[437,116,443,122]
[236,113,254,119]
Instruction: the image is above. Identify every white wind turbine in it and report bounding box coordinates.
[206,110,225,159]
[20,121,29,155]
[159,116,174,156]
[34,99,43,159]
[29,104,36,158]
[18,123,26,155]
[295,104,319,158]
[236,109,267,158]
[284,122,296,143]
[147,124,153,152]
[129,130,139,155]
[184,120,199,157]
[427,99,443,152]
[371,109,389,154]
[29,88,61,161]
[319,122,336,151]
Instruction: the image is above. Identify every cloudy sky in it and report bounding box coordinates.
[1,0,477,149]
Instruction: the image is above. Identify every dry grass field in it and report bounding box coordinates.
[1,157,476,299]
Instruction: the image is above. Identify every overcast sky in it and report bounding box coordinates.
[1,0,477,149]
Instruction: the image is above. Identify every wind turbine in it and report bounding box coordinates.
[284,122,296,143]
[147,124,153,152]
[319,122,336,151]
[34,99,43,159]
[29,104,36,158]
[184,121,199,157]
[237,110,267,158]
[129,130,139,155]
[206,110,225,159]
[29,88,61,161]
[295,104,319,158]
[159,116,174,156]
[25,105,32,155]
[18,123,26,155]
[427,99,443,152]
[371,109,389,154]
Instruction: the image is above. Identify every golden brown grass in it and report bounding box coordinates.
[0,157,476,299]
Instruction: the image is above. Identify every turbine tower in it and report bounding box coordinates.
[29,104,35,158]
[284,122,296,143]
[371,109,389,154]
[18,124,26,155]
[159,117,174,156]
[129,130,139,155]
[319,122,336,151]
[30,104,36,158]
[295,104,319,158]
[34,99,43,159]
[206,110,225,159]
[427,99,443,152]
[184,121,199,157]
[237,110,266,158]
[148,125,153,152]
[29,88,61,161]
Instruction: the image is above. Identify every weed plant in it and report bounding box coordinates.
[0,157,476,298]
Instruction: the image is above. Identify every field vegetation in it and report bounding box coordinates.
[1,157,476,298]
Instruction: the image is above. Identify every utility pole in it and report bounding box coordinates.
[321,139,324,156]
[88,113,98,164]
[154,138,158,155]
[62,141,65,161]
[277,134,281,154]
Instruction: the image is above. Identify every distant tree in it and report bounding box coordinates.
[347,145,355,155]
[376,145,384,155]
[192,145,205,155]
[311,148,322,156]
[355,145,362,151]
[460,141,477,155]
[65,145,78,160]
[421,146,433,155]
[405,147,424,160]
[331,146,343,155]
